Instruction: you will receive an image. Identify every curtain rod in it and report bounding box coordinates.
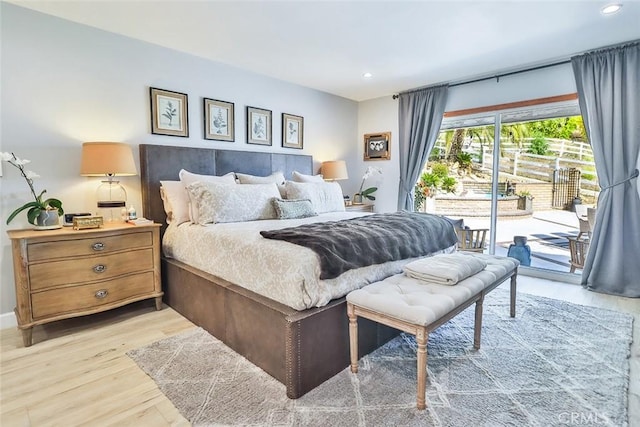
[392,59,571,99]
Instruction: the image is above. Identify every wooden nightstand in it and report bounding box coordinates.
[7,223,163,347]
[346,204,374,212]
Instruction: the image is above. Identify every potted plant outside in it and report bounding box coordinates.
[517,191,534,211]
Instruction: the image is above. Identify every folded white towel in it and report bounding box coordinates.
[403,253,487,286]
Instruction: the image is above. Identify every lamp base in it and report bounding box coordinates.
[96,180,127,223]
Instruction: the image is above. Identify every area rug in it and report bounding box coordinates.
[128,290,633,426]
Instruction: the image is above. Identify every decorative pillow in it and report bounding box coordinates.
[284,181,345,214]
[292,170,324,183]
[186,182,280,224]
[271,198,318,220]
[236,171,286,198]
[159,180,190,225]
[179,170,236,222]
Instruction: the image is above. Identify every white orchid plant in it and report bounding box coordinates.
[357,166,383,201]
[1,152,64,225]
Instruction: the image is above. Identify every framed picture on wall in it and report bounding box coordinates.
[246,106,272,146]
[204,98,234,141]
[364,132,391,160]
[281,113,304,149]
[150,87,189,137]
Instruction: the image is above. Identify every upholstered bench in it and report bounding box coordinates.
[346,254,519,410]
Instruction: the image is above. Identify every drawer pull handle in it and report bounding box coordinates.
[93,264,107,273]
[95,289,108,299]
[92,242,105,251]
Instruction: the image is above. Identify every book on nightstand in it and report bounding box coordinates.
[127,218,153,226]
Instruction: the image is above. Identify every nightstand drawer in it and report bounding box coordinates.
[31,271,155,319]
[28,231,153,261]
[29,248,154,291]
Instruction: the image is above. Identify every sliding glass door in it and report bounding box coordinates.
[419,101,597,277]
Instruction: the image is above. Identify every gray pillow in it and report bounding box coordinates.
[272,198,318,220]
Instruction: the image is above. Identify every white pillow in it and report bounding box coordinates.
[292,170,324,183]
[159,180,190,225]
[179,169,236,187]
[179,169,236,222]
[186,182,280,224]
[236,171,286,198]
[284,181,345,214]
[236,171,285,185]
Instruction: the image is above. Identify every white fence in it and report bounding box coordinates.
[431,137,599,201]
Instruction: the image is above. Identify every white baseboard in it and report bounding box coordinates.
[0,311,17,329]
[519,266,582,285]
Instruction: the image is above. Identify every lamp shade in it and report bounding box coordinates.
[80,142,137,176]
[321,160,348,181]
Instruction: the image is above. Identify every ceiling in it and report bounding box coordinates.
[8,0,640,101]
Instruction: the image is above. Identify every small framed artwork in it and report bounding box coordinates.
[364,132,391,160]
[204,98,234,141]
[150,87,189,137]
[282,113,304,149]
[246,106,272,145]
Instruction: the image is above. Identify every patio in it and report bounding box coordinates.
[462,209,587,274]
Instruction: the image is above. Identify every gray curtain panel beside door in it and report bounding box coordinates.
[397,85,449,211]
[572,41,640,297]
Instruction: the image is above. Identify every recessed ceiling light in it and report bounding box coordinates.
[363,72,373,79]
[601,3,622,14]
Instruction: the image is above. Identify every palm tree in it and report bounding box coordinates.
[447,128,466,161]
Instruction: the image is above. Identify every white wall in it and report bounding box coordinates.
[357,97,399,213]
[446,63,577,111]
[0,4,358,317]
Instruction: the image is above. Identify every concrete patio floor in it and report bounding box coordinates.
[461,209,585,274]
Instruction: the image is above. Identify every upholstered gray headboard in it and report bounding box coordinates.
[139,144,313,235]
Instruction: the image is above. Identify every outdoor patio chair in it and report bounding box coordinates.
[574,205,592,240]
[568,237,590,273]
[587,207,597,230]
[457,228,488,253]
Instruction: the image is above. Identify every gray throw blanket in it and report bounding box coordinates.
[260,212,458,280]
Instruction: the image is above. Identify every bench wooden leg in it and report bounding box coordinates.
[416,327,428,410]
[474,296,484,349]
[510,273,517,318]
[347,303,359,373]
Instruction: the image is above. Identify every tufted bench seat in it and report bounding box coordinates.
[346,254,519,410]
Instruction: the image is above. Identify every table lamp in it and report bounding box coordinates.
[80,142,137,222]
[321,160,349,181]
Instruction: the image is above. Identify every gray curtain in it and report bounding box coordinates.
[397,85,449,211]
[572,42,640,297]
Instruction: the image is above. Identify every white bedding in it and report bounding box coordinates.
[163,212,455,310]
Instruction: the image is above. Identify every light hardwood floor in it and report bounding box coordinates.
[1,277,638,426]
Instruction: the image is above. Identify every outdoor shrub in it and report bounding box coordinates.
[431,162,449,178]
[456,152,473,172]
[441,177,457,193]
[527,136,549,155]
[414,186,425,211]
[415,162,457,199]
[420,171,442,189]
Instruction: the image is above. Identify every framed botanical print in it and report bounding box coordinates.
[282,113,304,149]
[364,132,391,160]
[246,106,272,146]
[204,98,234,141]
[150,87,189,137]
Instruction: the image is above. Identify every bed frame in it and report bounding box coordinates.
[139,144,398,398]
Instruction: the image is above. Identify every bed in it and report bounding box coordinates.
[139,144,455,398]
